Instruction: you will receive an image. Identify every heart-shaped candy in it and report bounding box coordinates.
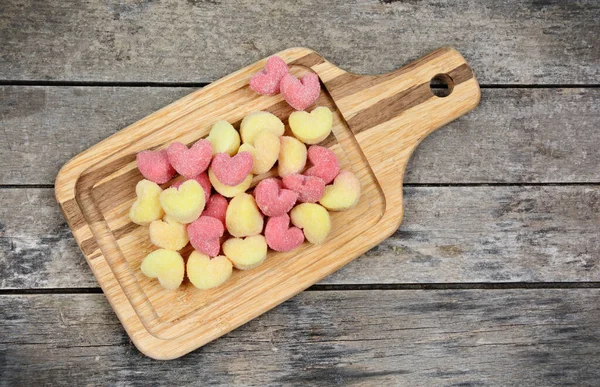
[187,252,232,290]
[254,178,298,217]
[211,152,253,186]
[226,193,264,238]
[280,72,320,111]
[222,235,268,270]
[278,136,307,177]
[201,194,228,228]
[319,170,361,211]
[264,214,304,252]
[305,145,340,184]
[129,179,164,225]
[141,249,185,290]
[171,172,211,203]
[208,167,253,198]
[238,130,281,175]
[290,203,331,245]
[136,149,176,184]
[249,56,289,95]
[167,140,212,179]
[187,216,225,257]
[207,120,240,156]
[240,111,285,145]
[282,174,325,203]
[149,215,189,251]
[159,180,206,223]
[289,106,333,145]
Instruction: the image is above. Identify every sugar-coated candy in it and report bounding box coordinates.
[264,214,304,252]
[187,216,224,257]
[141,249,184,290]
[222,235,268,270]
[305,145,340,184]
[240,111,284,145]
[290,203,331,245]
[187,252,233,290]
[282,174,325,203]
[201,194,228,227]
[280,72,320,111]
[149,215,189,251]
[249,56,289,95]
[226,193,264,238]
[129,179,164,225]
[278,136,307,177]
[208,168,253,198]
[289,107,333,144]
[159,179,205,223]
[319,170,361,211]
[207,120,240,156]
[211,152,253,186]
[167,140,212,179]
[136,149,176,184]
[254,178,298,217]
[238,130,281,175]
[171,172,211,203]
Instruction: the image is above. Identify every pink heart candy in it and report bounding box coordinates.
[249,56,289,95]
[171,172,211,203]
[167,140,212,179]
[254,178,298,217]
[282,174,326,203]
[187,216,224,257]
[280,72,320,111]
[211,152,253,186]
[265,214,304,252]
[136,149,176,184]
[305,145,340,184]
[201,194,228,228]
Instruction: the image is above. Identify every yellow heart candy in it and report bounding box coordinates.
[207,120,240,156]
[278,136,307,177]
[289,106,333,145]
[149,215,189,250]
[159,180,205,223]
[240,111,284,145]
[141,249,185,290]
[129,179,164,225]
[290,203,331,244]
[187,252,233,290]
[208,167,253,198]
[222,235,268,270]
[238,130,281,175]
[226,193,264,238]
[319,170,361,211]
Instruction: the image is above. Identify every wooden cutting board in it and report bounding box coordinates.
[55,47,480,360]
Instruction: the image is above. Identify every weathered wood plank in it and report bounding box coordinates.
[0,1,598,84]
[1,86,598,185]
[2,186,598,289]
[1,290,599,385]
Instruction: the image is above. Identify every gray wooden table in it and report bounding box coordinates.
[1,1,599,385]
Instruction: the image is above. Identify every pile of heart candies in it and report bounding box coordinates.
[129,56,361,291]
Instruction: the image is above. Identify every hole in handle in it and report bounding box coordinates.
[430,73,454,98]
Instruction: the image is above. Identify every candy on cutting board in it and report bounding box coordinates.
[264,214,304,252]
[240,111,285,145]
[129,179,164,225]
[211,152,253,186]
[305,145,340,184]
[136,149,176,184]
[207,120,240,156]
[319,170,361,211]
[282,174,325,203]
[140,249,185,290]
[226,193,264,238]
[201,194,228,227]
[187,216,225,257]
[249,56,289,95]
[278,136,307,177]
[254,178,298,217]
[208,168,253,198]
[159,179,206,223]
[289,106,333,144]
[187,252,233,290]
[280,72,320,111]
[171,172,211,203]
[166,140,212,179]
[149,215,189,251]
[290,203,331,245]
[222,235,268,270]
[238,130,281,175]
